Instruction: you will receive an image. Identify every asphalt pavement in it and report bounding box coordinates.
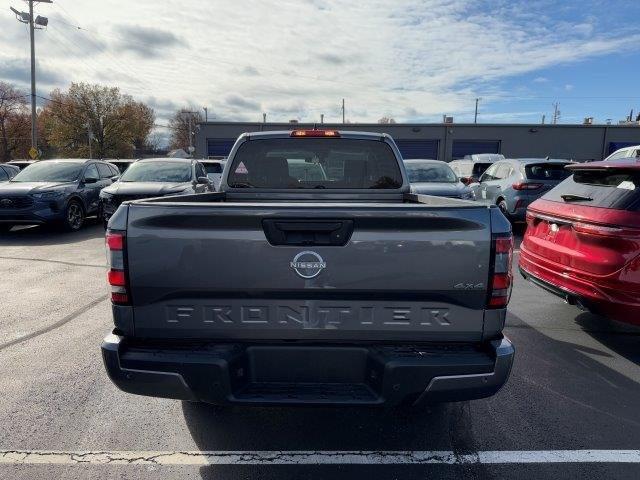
[0,223,639,479]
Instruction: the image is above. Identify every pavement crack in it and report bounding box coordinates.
[0,295,108,353]
[0,256,104,269]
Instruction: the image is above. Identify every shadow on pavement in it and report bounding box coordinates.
[0,222,103,247]
[181,311,640,480]
[574,311,640,367]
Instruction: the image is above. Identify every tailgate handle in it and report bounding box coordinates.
[262,219,353,246]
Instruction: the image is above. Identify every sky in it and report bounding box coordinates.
[2,0,640,143]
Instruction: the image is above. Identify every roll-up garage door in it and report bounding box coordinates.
[207,139,236,157]
[452,140,500,160]
[394,140,439,160]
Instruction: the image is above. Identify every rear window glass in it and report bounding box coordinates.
[544,168,640,210]
[472,162,492,177]
[204,163,223,174]
[525,163,571,180]
[227,138,402,189]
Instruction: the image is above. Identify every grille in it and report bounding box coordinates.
[0,196,34,209]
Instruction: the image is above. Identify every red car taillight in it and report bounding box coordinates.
[512,182,543,190]
[488,234,514,308]
[106,230,130,305]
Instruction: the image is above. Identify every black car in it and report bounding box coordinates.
[7,159,38,171]
[0,163,20,182]
[99,158,212,227]
[0,159,119,232]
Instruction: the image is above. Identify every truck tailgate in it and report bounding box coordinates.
[125,202,492,342]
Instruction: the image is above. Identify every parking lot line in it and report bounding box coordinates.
[1,450,640,466]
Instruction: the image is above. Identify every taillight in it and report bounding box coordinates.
[512,182,543,190]
[488,234,513,308]
[290,130,340,137]
[106,230,129,305]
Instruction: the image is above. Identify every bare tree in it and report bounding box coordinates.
[168,109,202,150]
[0,82,30,161]
[377,116,396,124]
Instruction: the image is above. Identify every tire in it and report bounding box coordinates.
[497,199,510,219]
[63,200,85,231]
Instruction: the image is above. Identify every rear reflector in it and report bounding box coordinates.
[512,182,543,190]
[290,130,340,137]
[488,234,514,309]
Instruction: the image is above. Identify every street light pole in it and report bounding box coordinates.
[474,98,480,124]
[203,107,208,122]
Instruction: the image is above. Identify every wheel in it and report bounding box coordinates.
[497,199,510,219]
[0,224,13,234]
[63,200,85,231]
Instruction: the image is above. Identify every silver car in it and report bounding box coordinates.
[473,158,572,221]
[404,159,474,199]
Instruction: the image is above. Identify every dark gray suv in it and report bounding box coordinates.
[473,158,572,221]
[0,159,119,232]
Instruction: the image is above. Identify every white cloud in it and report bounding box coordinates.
[533,77,549,83]
[565,84,575,91]
[0,0,636,126]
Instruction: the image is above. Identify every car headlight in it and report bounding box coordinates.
[461,190,475,200]
[31,190,65,200]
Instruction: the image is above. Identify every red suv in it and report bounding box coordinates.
[519,158,640,326]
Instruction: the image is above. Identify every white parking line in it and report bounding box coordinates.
[1,450,640,466]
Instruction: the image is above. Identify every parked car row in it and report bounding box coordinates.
[0,157,216,232]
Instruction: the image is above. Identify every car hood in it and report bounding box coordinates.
[103,181,191,196]
[0,181,76,195]
[409,182,469,197]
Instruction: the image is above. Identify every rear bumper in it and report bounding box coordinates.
[101,333,514,406]
[519,249,640,325]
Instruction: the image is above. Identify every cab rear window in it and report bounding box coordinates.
[227,138,402,189]
[543,168,640,210]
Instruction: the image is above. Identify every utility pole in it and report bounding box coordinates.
[263,113,267,123]
[182,111,198,155]
[320,114,324,124]
[342,98,345,124]
[474,98,480,124]
[10,1,51,155]
[541,114,545,124]
[203,107,208,122]
[552,102,560,125]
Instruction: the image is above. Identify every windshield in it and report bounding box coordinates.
[119,161,192,182]
[11,162,83,182]
[227,138,402,189]
[405,161,458,183]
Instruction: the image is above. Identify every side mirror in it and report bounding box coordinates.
[197,176,210,184]
[84,177,98,184]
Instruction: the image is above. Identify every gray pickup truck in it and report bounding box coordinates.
[101,129,514,407]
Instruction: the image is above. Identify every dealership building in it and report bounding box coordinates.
[195,121,640,162]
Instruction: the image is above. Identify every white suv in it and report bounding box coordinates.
[604,145,640,161]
